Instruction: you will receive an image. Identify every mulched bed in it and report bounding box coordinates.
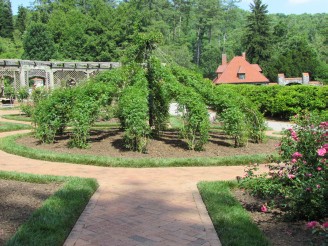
[233,189,325,246]
[17,128,279,158]
[0,180,60,245]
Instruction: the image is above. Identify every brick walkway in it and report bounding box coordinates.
[0,110,269,246]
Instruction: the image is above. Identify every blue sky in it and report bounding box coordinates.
[10,0,328,15]
[238,0,327,15]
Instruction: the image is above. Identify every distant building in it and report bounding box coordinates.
[277,73,322,86]
[213,53,269,85]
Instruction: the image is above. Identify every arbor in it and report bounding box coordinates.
[243,0,271,65]
[22,22,56,60]
[0,0,14,38]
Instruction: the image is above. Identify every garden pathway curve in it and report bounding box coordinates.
[0,110,269,246]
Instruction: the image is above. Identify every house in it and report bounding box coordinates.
[213,53,269,85]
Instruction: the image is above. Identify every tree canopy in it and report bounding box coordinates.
[0,0,326,82]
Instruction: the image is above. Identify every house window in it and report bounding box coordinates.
[238,73,245,79]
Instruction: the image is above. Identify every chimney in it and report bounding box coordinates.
[222,54,227,65]
[242,52,246,59]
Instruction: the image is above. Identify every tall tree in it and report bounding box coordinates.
[22,22,56,60]
[243,0,271,64]
[0,0,14,38]
[15,5,29,34]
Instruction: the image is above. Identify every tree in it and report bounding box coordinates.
[243,0,271,65]
[15,5,29,34]
[22,22,56,60]
[0,0,14,38]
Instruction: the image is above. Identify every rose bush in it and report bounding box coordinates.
[240,112,327,221]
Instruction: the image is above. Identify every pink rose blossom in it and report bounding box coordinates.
[323,222,328,228]
[307,173,312,177]
[318,148,327,156]
[317,167,322,171]
[291,158,297,163]
[323,144,328,151]
[292,152,303,159]
[261,205,268,213]
[306,187,312,192]
[307,221,318,229]
[316,184,321,189]
[288,174,296,179]
[319,122,328,128]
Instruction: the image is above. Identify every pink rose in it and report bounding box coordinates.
[292,152,303,159]
[306,221,318,229]
[261,205,268,213]
[316,184,321,188]
[318,148,327,156]
[288,174,296,179]
[291,159,297,164]
[323,144,328,151]
[317,167,322,171]
[323,222,328,228]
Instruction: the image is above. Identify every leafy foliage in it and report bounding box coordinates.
[223,84,328,119]
[243,0,271,65]
[0,0,14,39]
[240,112,327,221]
[22,22,56,60]
[118,65,150,152]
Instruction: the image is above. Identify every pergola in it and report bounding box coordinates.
[0,59,121,90]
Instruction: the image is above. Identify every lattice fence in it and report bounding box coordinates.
[0,68,20,90]
[53,70,88,88]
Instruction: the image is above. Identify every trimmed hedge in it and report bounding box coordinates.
[220,84,328,119]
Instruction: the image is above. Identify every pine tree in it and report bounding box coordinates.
[0,0,14,38]
[15,5,28,33]
[243,0,271,64]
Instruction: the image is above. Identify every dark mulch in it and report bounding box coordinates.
[0,180,60,245]
[17,128,279,158]
[233,189,325,246]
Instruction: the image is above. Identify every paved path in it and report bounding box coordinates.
[0,110,270,246]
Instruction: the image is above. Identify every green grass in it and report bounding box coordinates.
[198,181,270,246]
[0,171,98,246]
[0,122,31,132]
[0,133,279,168]
[1,114,32,122]
[169,116,184,129]
[0,106,20,110]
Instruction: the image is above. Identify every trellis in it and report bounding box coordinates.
[0,59,120,91]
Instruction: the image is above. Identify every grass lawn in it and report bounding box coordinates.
[198,181,270,246]
[1,114,32,122]
[0,122,31,132]
[0,171,98,246]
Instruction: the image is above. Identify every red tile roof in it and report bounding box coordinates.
[213,55,269,84]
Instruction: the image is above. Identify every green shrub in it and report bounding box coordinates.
[33,89,73,143]
[118,66,150,152]
[20,102,34,117]
[220,107,249,147]
[17,87,29,102]
[223,84,328,119]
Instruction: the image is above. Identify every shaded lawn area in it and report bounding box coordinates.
[0,171,98,246]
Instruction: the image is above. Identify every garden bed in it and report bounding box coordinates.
[17,128,279,159]
[232,189,322,246]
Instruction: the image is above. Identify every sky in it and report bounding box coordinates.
[10,0,328,15]
[238,0,328,15]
